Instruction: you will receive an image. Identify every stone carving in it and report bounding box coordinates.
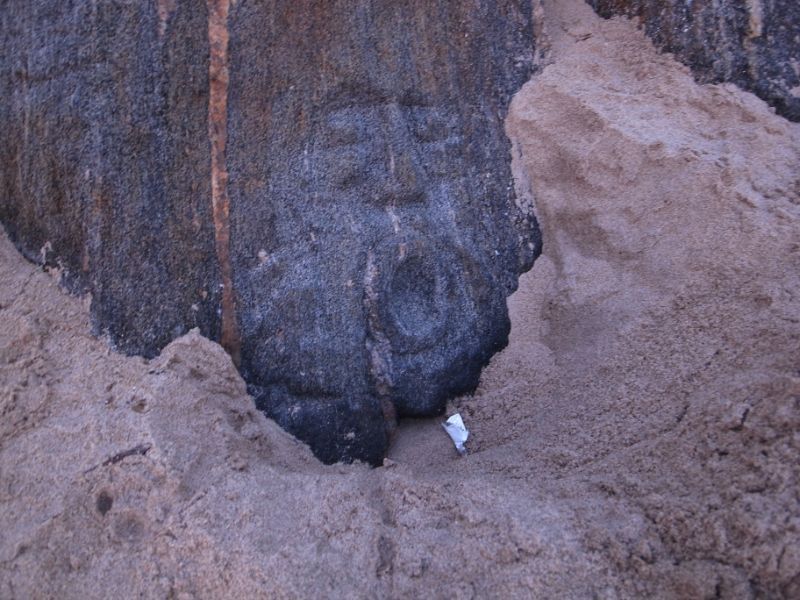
[1,0,542,465]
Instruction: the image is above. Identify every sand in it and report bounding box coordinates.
[2,0,799,597]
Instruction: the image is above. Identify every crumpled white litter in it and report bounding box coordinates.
[442,413,469,456]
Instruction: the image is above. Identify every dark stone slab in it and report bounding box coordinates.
[1,0,541,465]
[0,1,222,355]
[587,0,800,122]
[227,1,541,464]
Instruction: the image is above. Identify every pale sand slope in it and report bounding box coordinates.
[2,0,799,597]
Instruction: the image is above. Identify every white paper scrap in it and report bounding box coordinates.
[442,413,469,456]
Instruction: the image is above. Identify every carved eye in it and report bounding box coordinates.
[408,108,454,143]
[330,150,367,188]
[320,109,365,147]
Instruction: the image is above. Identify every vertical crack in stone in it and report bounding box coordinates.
[207,0,240,365]
[363,250,398,438]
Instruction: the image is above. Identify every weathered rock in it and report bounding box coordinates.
[0,1,221,354]
[587,0,800,122]
[0,0,541,465]
[227,1,542,464]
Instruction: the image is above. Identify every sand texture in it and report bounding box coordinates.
[2,1,799,597]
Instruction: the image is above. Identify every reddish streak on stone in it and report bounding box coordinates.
[208,0,240,365]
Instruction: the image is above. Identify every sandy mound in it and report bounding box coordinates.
[2,1,799,597]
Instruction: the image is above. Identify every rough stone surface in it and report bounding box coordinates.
[0,1,541,465]
[587,0,800,121]
[226,1,541,465]
[0,1,221,354]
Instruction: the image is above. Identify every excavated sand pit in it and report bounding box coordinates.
[2,1,799,597]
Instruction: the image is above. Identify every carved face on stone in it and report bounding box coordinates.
[225,1,541,464]
[307,95,513,409]
[232,89,537,464]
